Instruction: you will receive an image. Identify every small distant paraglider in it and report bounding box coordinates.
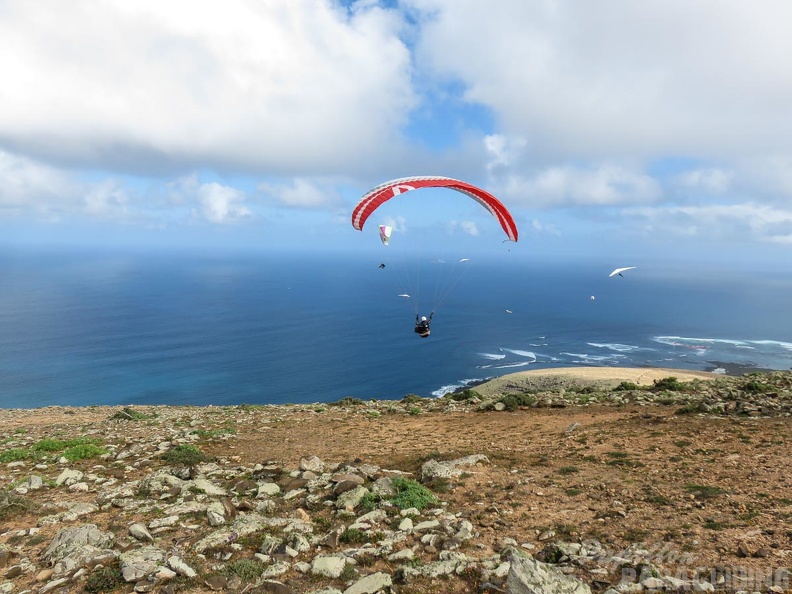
[379,225,392,246]
[505,309,513,314]
[609,266,637,278]
[398,294,410,299]
[590,295,596,300]
[378,263,385,269]
[459,258,470,263]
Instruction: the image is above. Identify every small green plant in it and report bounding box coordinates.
[85,561,125,593]
[614,381,640,391]
[190,427,237,438]
[407,406,422,416]
[0,489,40,521]
[339,527,369,544]
[685,484,726,499]
[109,407,152,421]
[401,394,424,404]
[358,492,382,513]
[675,404,699,415]
[651,377,686,392]
[494,393,537,411]
[330,397,364,407]
[743,380,770,394]
[557,466,579,475]
[445,389,481,402]
[161,444,208,466]
[388,477,436,510]
[62,443,107,462]
[32,437,99,453]
[0,448,34,463]
[221,559,264,581]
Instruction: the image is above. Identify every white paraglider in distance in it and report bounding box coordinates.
[609,266,637,278]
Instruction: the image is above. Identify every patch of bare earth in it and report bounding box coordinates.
[1,367,791,593]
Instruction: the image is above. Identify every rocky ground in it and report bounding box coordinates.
[1,367,791,594]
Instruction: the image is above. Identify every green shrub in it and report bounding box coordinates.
[743,380,770,394]
[0,490,40,521]
[556,466,579,475]
[109,407,152,421]
[675,404,699,415]
[496,393,537,411]
[161,444,208,466]
[329,397,364,407]
[85,561,125,593]
[614,381,640,391]
[0,448,34,463]
[358,492,382,513]
[685,484,726,499]
[445,389,481,402]
[62,443,107,462]
[32,437,98,452]
[388,477,436,510]
[401,394,423,404]
[339,527,369,544]
[651,377,686,392]
[221,559,264,581]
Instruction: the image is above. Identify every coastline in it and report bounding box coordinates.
[466,365,723,398]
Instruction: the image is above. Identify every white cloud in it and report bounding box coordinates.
[495,163,662,208]
[0,150,77,210]
[408,0,792,161]
[675,168,734,195]
[484,134,527,171]
[447,220,479,236]
[0,0,415,174]
[258,178,341,209]
[169,174,250,224]
[622,202,792,244]
[531,218,561,236]
[382,215,408,233]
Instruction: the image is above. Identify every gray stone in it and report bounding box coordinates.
[311,555,346,578]
[167,555,197,578]
[421,454,489,482]
[335,485,369,511]
[300,456,325,473]
[42,524,114,563]
[342,572,392,594]
[129,523,154,542]
[505,552,592,594]
[119,545,166,582]
[54,469,84,487]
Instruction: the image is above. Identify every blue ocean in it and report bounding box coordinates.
[2,247,792,409]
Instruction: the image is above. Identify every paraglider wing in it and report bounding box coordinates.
[352,176,518,242]
[379,225,392,246]
[609,266,637,278]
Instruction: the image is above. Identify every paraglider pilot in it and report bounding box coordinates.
[414,313,433,338]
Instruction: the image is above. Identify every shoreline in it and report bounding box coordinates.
[467,365,724,398]
[1,365,733,413]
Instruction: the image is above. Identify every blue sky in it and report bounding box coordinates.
[2,0,792,266]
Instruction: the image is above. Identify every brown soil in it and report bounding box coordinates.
[1,367,791,592]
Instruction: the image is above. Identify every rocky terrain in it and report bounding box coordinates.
[1,368,791,593]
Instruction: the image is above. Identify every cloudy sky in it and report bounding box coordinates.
[2,0,792,264]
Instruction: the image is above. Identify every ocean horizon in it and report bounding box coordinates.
[2,246,791,409]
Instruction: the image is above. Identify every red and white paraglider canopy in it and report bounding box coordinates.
[351,176,518,242]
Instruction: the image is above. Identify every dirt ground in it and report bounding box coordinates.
[1,367,791,591]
